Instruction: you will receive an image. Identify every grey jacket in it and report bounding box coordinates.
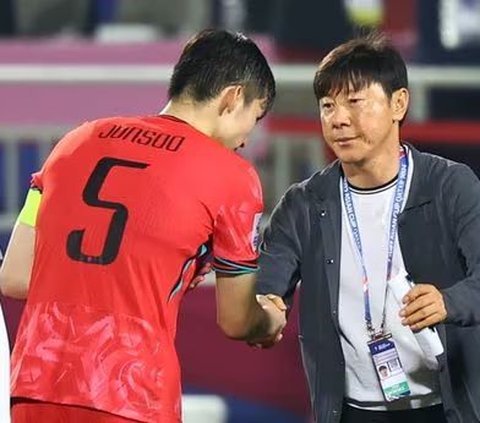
[258,146,480,423]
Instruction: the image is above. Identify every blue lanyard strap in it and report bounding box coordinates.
[342,148,409,338]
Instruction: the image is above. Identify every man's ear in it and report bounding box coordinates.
[218,85,244,116]
[391,88,409,123]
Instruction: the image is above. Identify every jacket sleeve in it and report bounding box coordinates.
[256,185,303,308]
[441,164,480,326]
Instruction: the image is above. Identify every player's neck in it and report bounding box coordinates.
[159,101,217,139]
[342,143,403,189]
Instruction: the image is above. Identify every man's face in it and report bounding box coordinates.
[319,82,404,165]
[217,96,266,151]
[379,367,389,378]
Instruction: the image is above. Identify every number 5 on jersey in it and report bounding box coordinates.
[66,157,149,265]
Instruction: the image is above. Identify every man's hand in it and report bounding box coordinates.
[188,262,213,291]
[400,283,447,331]
[247,294,287,349]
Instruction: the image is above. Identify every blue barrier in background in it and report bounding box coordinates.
[0,141,41,250]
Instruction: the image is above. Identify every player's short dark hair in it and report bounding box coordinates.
[313,32,408,101]
[379,365,388,371]
[169,29,276,115]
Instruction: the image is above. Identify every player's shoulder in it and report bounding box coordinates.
[219,151,260,182]
[88,116,148,130]
[66,116,166,142]
[68,114,195,135]
[227,152,257,172]
[60,117,129,137]
[49,117,139,155]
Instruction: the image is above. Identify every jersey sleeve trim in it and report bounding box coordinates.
[213,256,259,275]
[17,188,42,227]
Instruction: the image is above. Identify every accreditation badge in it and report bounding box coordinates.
[368,334,411,402]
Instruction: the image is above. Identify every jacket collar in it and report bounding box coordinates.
[403,144,434,210]
[305,143,434,209]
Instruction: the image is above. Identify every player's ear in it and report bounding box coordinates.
[218,85,244,116]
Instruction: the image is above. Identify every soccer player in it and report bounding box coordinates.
[0,29,285,423]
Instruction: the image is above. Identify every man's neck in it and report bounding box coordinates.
[159,100,217,139]
[342,144,403,189]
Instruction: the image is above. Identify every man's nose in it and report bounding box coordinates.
[330,105,351,128]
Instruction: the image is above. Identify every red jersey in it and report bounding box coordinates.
[11,116,263,422]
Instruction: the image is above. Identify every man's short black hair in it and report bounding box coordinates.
[313,32,408,100]
[169,29,275,115]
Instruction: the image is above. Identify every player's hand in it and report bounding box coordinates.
[248,294,287,349]
[188,262,213,290]
[400,283,447,331]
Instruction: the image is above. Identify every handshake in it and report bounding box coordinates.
[188,256,287,349]
[247,294,287,349]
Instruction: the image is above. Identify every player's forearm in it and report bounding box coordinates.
[0,259,30,299]
[218,295,285,344]
[0,221,34,299]
[227,298,280,342]
[216,273,285,340]
[0,276,29,299]
[218,295,263,339]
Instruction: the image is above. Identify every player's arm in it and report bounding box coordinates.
[216,272,286,341]
[212,165,287,343]
[0,188,41,300]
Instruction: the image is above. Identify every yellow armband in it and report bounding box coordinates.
[17,188,42,227]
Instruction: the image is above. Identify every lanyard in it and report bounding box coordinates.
[342,148,408,339]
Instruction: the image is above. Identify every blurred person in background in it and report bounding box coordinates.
[0,29,286,423]
[256,33,480,422]
[115,0,212,37]
[0,0,15,37]
[13,0,213,38]
[272,0,353,60]
[416,0,480,123]
[417,0,480,64]
[14,0,90,37]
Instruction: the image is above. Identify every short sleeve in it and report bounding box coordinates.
[212,164,263,275]
[17,121,92,228]
[31,121,93,192]
[31,171,43,191]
